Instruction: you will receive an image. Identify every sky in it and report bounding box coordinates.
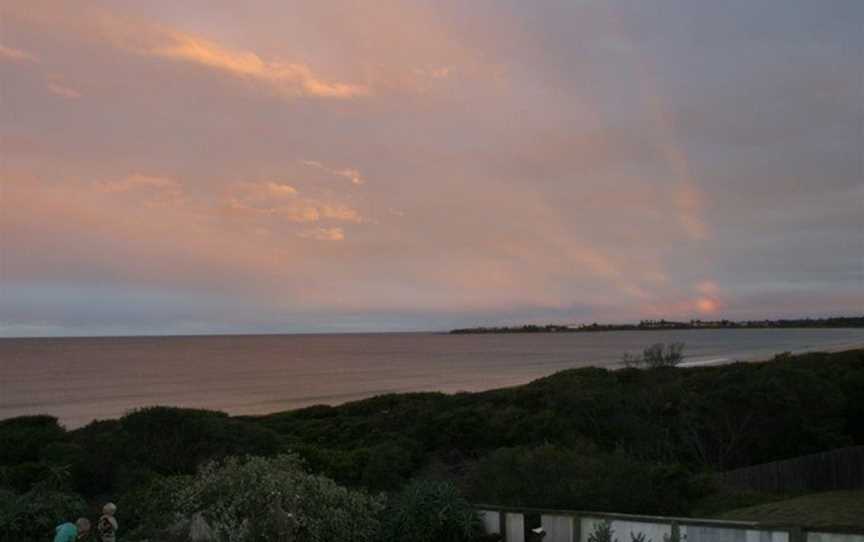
[1,0,862,336]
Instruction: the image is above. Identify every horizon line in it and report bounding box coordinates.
[2,313,861,340]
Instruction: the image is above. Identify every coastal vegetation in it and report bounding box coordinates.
[621,342,685,369]
[1,348,863,540]
[449,315,864,334]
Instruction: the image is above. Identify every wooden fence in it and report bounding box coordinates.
[722,446,864,493]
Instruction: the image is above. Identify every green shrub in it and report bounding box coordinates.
[0,416,66,465]
[120,407,282,476]
[161,454,383,542]
[587,520,618,542]
[118,474,192,539]
[622,343,685,369]
[0,489,88,542]
[0,462,50,493]
[466,445,700,515]
[68,419,126,496]
[379,479,481,542]
[362,442,412,489]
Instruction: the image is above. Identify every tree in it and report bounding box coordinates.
[622,343,685,369]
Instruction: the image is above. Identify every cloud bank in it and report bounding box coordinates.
[1,0,861,335]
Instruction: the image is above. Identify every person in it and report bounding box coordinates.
[96,503,119,542]
[53,518,90,542]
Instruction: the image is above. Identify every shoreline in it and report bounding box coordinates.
[679,340,864,367]
[4,345,863,430]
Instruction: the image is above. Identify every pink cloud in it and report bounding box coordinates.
[0,44,38,63]
[146,31,369,99]
[46,81,81,99]
[298,227,345,241]
[301,160,365,185]
[224,181,363,224]
[696,280,721,296]
[675,182,709,241]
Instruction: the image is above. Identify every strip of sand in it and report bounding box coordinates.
[680,341,864,368]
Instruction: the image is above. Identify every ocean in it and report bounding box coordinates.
[1,328,861,428]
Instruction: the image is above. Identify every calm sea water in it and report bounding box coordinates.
[1,329,862,428]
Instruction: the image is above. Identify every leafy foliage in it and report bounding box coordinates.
[162,454,383,542]
[118,474,192,540]
[465,444,699,515]
[120,407,283,476]
[379,479,481,542]
[587,520,618,542]
[0,489,87,542]
[0,416,65,465]
[622,342,685,369]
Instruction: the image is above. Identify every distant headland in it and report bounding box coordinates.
[449,315,864,334]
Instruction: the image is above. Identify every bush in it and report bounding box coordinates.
[68,419,126,496]
[117,474,192,540]
[0,489,88,542]
[120,407,283,476]
[622,343,685,369]
[379,479,481,542]
[0,462,51,493]
[588,520,618,542]
[0,416,66,465]
[296,439,419,491]
[466,445,700,515]
[158,454,383,542]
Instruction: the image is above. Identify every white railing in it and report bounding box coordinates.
[476,505,864,542]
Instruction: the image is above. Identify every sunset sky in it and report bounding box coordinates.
[1,0,862,336]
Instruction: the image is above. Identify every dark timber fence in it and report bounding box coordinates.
[722,446,864,493]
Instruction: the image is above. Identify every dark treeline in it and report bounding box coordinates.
[1,349,863,540]
[450,315,864,334]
